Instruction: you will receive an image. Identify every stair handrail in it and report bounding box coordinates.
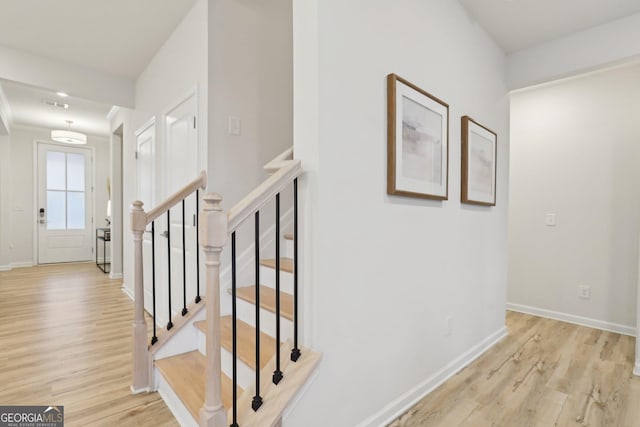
[228,151,300,232]
[263,147,294,173]
[130,170,208,395]
[145,170,208,224]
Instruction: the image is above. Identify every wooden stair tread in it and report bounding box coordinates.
[284,232,294,240]
[155,351,241,421]
[260,257,294,273]
[235,285,294,321]
[194,317,276,369]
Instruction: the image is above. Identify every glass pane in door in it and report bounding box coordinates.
[66,153,85,191]
[67,192,85,229]
[47,191,66,230]
[47,151,66,190]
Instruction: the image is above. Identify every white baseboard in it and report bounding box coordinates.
[507,302,636,337]
[110,272,123,279]
[355,326,508,427]
[0,262,34,271]
[12,262,33,269]
[121,285,134,301]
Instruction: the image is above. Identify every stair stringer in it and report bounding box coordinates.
[232,340,322,427]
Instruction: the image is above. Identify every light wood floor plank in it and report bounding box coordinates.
[389,311,640,427]
[0,263,178,427]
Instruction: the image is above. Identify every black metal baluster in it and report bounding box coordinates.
[291,178,301,362]
[151,221,158,345]
[252,210,263,411]
[195,190,201,304]
[273,193,283,384]
[167,210,173,330]
[231,232,239,427]
[181,199,188,316]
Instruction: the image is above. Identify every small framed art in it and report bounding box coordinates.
[461,116,497,206]
[387,73,449,200]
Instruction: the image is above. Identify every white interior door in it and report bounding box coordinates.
[164,94,198,316]
[37,143,93,264]
[135,121,156,317]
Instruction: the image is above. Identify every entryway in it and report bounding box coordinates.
[36,141,94,264]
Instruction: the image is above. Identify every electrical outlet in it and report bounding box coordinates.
[579,285,591,299]
[446,316,453,337]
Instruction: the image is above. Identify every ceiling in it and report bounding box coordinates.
[459,0,640,53]
[1,79,112,137]
[0,0,197,137]
[0,0,197,79]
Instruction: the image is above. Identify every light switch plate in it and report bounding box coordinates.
[228,116,241,136]
[545,213,556,226]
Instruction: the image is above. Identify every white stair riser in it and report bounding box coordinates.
[196,331,256,391]
[284,239,294,258]
[155,368,199,427]
[237,297,294,342]
[260,265,294,294]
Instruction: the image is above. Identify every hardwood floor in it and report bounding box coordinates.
[0,263,178,427]
[5,264,639,427]
[389,311,640,427]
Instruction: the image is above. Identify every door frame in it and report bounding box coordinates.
[32,139,96,265]
[134,116,157,208]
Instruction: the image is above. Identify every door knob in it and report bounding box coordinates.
[161,231,169,238]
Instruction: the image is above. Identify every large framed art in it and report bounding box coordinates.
[461,116,497,206]
[387,73,449,200]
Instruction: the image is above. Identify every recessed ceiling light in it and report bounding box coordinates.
[56,92,68,97]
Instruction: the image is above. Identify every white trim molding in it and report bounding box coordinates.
[121,284,134,301]
[355,326,508,427]
[106,106,120,122]
[0,262,34,271]
[507,303,636,337]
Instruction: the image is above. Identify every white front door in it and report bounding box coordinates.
[37,142,93,264]
[164,94,198,316]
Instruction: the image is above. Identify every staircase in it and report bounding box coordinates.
[129,148,320,426]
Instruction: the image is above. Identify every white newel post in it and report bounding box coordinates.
[199,194,228,427]
[131,200,150,393]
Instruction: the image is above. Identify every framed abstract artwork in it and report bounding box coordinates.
[461,116,497,206]
[387,74,449,200]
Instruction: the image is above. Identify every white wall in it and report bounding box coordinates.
[289,0,509,425]
[0,135,10,269]
[116,0,208,296]
[109,108,135,287]
[135,0,208,185]
[3,125,110,266]
[508,64,640,333]
[507,13,640,90]
[208,0,293,208]
[207,0,293,273]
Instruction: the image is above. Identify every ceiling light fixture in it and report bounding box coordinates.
[51,120,87,145]
[56,91,68,97]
